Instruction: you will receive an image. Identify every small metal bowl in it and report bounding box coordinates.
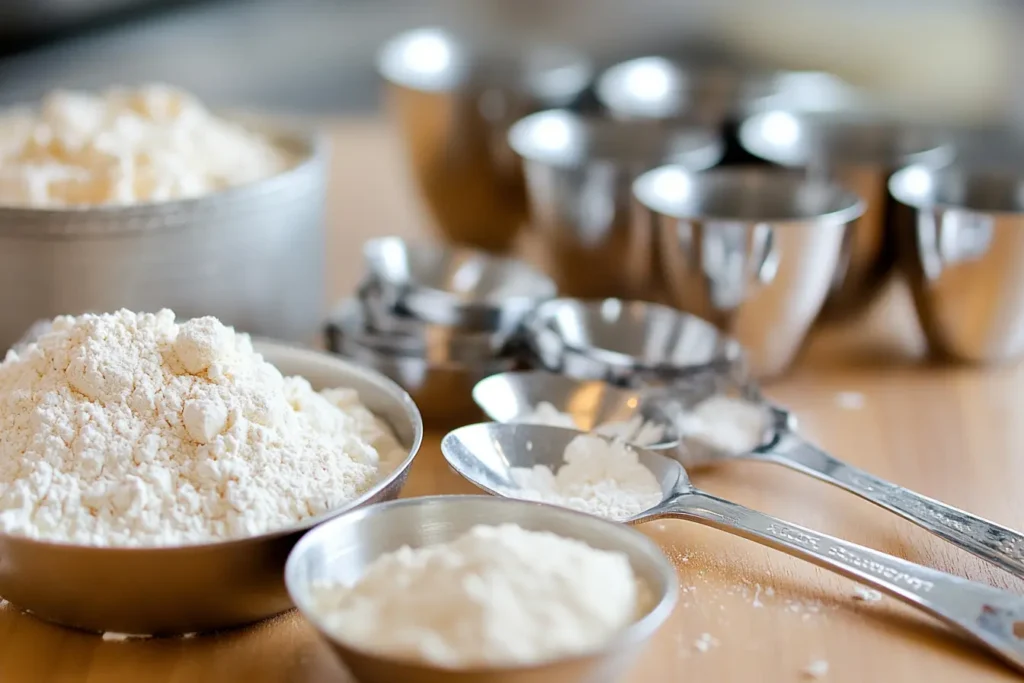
[524,297,744,387]
[363,236,556,332]
[0,341,423,635]
[377,27,593,251]
[890,163,1024,364]
[329,298,516,364]
[0,117,328,351]
[633,165,865,379]
[326,321,520,426]
[508,108,723,300]
[285,495,677,683]
[738,110,953,320]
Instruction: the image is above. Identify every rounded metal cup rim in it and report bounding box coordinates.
[0,115,328,230]
[595,55,746,121]
[526,297,745,376]
[889,163,1024,217]
[507,108,724,171]
[329,326,521,374]
[632,164,866,225]
[362,236,557,309]
[0,341,423,553]
[334,334,522,372]
[285,494,678,673]
[331,298,518,360]
[737,109,953,169]
[376,26,592,100]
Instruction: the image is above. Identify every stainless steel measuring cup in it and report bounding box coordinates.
[442,423,1024,673]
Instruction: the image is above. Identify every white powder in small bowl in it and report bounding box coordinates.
[0,309,406,547]
[310,524,647,668]
[504,434,663,521]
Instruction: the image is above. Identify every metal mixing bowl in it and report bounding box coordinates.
[738,110,952,320]
[890,163,1024,364]
[633,165,865,379]
[507,108,723,300]
[285,495,677,683]
[0,341,423,635]
[0,118,327,351]
[378,27,593,251]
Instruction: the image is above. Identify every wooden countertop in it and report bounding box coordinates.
[3,119,1024,682]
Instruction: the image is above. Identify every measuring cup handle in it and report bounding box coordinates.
[657,491,1024,672]
[766,432,1024,580]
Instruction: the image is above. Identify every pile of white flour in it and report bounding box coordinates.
[0,84,291,207]
[515,401,668,447]
[506,434,663,520]
[0,310,405,547]
[312,524,644,667]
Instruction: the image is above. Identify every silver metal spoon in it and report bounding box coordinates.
[473,367,1024,581]
[441,422,1024,673]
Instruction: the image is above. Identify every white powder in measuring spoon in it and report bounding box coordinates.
[0,310,405,547]
[516,401,668,447]
[311,524,645,668]
[678,395,768,454]
[505,434,663,520]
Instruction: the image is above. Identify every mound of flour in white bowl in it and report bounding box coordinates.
[0,309,405,547]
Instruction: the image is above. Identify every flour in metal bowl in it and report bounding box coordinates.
[0,309,406,547]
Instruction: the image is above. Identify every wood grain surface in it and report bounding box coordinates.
[2,119,1023,682]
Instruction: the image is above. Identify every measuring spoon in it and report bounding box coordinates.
[441,422,1024,673]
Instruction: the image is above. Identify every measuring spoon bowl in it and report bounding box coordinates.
[654,374,1024,582]
[441,422,1024,674]
[471,370,682,449]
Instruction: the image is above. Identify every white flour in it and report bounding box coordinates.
[311,524,644,668]
[0,310,405,547]
[0,84,291,207]
[515,401,668,447]
[505,434,662,520]
[678,395,768,454]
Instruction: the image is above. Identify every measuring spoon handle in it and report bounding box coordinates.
[653,491,1024,672]
[765,431,1024,580]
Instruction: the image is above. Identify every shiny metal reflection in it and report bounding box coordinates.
[633,165,865,378]
[378,28,593,251]
[363,236,556,332]
[508,109,723,299]
[524,297,744,386]
[739,110,952,319]
[890,163,1024,364]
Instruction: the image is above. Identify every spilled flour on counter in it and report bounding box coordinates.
[503,434,663,520]
[0,310,406,547]
[803,659,830,678]
[310,524,647,667]
[515,402,668,447]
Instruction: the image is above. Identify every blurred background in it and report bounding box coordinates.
[1,0,1021,128]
